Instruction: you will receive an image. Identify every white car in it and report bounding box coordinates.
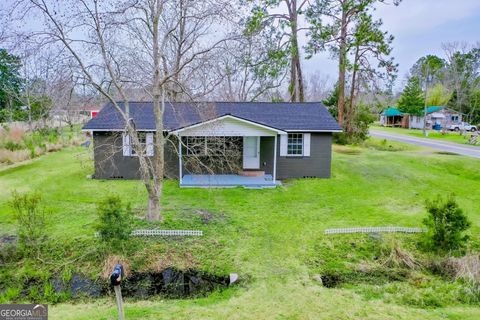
[449,122,478,132]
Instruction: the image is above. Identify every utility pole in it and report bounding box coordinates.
[422,67,431,137]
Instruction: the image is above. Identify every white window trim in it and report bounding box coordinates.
[123,132,154,157]
[122,133,131,156]
[280,133,311,157]
[287,133,304,157]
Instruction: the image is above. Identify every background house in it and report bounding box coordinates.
[409,106,462,130]
[379,107,408,127]
[380,106,463,130]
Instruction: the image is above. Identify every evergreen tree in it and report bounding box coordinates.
[398,76,424,115]
[0,49,23,121]
[322,83,340,119]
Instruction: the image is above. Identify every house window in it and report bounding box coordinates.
[131,133,147,156]
[287,133,303,156]
[123,132,154,157]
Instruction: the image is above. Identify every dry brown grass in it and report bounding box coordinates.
[100,255,131,279]
[139,248,199,273]
[444,254,480,282]
[46,143,63,152]
[0,149,30,164]
[8,126,26,143]
[382,242,420,270]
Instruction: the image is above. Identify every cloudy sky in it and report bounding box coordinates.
[303,0,480,92]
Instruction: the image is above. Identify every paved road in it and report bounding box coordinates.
[369,129,480,158]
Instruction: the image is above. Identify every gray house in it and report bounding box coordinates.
[82,101,341,188]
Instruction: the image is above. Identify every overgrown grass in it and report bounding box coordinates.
[0,125,83,165]
[0,139,480,319]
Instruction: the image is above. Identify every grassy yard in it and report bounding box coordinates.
[371,124,479,146]
[1,139,479,319]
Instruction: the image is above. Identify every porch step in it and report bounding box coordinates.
[239,170,265,177]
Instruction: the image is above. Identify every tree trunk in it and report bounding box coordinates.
[147,0,165,222]
[289,57,297,101]
[346,46,360,134]
[148,193,160,221]
[288,1,304,102]
[337,8,348,126]
[296,55,305,102]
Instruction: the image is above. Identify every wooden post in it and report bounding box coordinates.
[114,285,125,320]
[178,135,183,185]
[273,134,277,183]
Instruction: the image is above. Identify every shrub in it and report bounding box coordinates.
[10,191,48,254]
[4,141,23,151]
[333,105,375,145]
[95,195,134,242]
[423,195,471,252]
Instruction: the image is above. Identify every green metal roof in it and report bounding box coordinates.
[382,107,403,117]
[426,106,444,114]
[382,106,445,117]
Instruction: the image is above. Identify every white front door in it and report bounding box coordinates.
[243,136,260,169]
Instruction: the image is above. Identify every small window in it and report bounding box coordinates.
[123,132,154,157]
[131,133,147,156]
[287,133,303,156]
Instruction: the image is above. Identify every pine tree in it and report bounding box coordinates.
[398,76,424,115]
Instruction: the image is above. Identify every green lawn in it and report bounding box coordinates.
[1,141,480,319]
[371,124,479,146]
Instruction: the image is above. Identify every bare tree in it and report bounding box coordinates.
[305,73,331,102]
[246,0,309,102]
[5,0,233,220]
[212,34,288,102]
[442,42,480,117]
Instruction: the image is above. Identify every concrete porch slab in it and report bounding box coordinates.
[180,174,280,188]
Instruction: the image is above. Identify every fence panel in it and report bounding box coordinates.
[324,226,425,235]
[95,229,203,237]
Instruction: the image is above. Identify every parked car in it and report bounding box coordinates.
[448,122,478,132]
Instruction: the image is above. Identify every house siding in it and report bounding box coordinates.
[92,132,333,180]
[276,133,332,179]
[93,132,179,179]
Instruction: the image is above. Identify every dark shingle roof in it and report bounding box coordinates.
[82,101,341,132]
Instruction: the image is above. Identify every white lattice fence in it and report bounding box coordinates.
[95,229,203,237]
[324,226,425,235]
[132,229,203,236]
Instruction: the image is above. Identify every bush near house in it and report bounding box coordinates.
[423,195,471,253]
[9,191,48,255]
[95,195,134,242]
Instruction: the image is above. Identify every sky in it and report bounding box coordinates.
[3,0,479,95]
[303,0,480,92]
